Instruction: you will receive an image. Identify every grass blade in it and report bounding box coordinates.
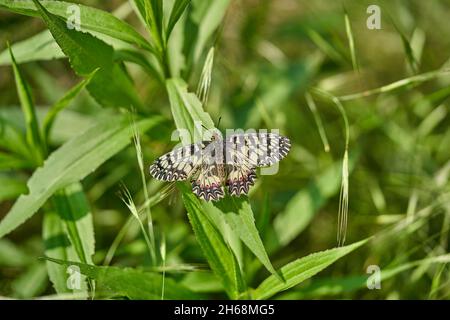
[197,47,215,107]
[119,184,156,264]
[322,69,450,102]
[305,92,330,152]
[252,238,368,299]
[8,44,44,164]
[310,88,350,246]
[344,9,359,73]
[166,0,190,40]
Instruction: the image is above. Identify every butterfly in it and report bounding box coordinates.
[149,131,291,201]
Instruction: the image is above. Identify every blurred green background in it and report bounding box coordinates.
[0,0,449,299]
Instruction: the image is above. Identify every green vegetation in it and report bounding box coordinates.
[0,0,449,299]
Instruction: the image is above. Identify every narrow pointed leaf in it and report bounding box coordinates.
[166,0,190,40]
[213,197,279,279]
[0,30,64,65]
[181,183,246,299]
[252,238,368,299]
[0,114,162,238]
[166,77,214,144]
[43,210,88,296]
[42,69,97,142]
[0,0,153,51]
[9,45,44,164]
[31,0,142,109]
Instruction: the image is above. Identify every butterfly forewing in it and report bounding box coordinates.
[149,141,209,181]
[225,133,291,167]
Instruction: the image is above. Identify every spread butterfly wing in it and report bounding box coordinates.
[226,164,257,196]
[225,133,291,168]
[192,163,225,201]
[149,141,209,181]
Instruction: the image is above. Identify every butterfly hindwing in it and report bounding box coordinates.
[226,164,257,196]
[191,163,225,201]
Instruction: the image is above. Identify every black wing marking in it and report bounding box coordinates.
[225,133,291,167]
[149,141,210,181]
[226,164,257,196]
[191,163,225,201]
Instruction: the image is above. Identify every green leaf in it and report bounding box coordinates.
[252,238,368,300]
[190,0,230,66]
[43,210,74,294]
[143,0,165,51]
[212,197,279,280]
[196,46,214,106]
[130,0,147,25]
[166,0,190,40]
[166,77,214,144]
[30,0,143,109]
[0,175,27,202]
[0,0,153,51]
[43,210,87,296]
[43,257,201,299]
[391,20,419,74]
[42,69,97,143]
[284,253,450,299]
[45,109,95,145]
[9,44,45,164]
[181,183,247,299]
[0,30,64,65]
[115,49,164,84]
[51,183,95,265]
[344,9,359,73]
[44,182,94,296]
[166,8,187,78]
[0,114,162,238]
